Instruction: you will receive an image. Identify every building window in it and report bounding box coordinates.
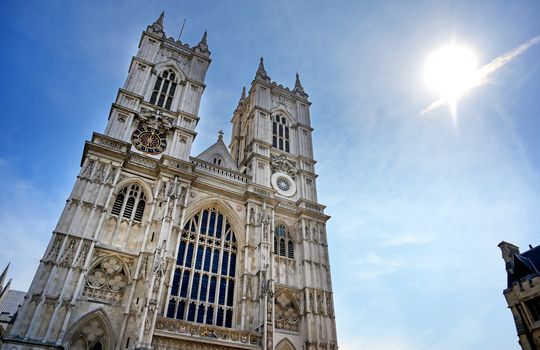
[167,208,238,328]
[212,156,223,166]
[111,184,147,222]
[274,224,294,259]
[149,69,178,110]
[526,297,540,321]
[272,115,290,152]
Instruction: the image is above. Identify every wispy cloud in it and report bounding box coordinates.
[0,160,63,291]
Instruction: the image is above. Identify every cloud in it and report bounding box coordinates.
[0,160,64,291]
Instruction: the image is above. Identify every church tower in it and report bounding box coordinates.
[1,13,337,350]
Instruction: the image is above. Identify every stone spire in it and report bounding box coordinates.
[240,86,246,101]
[0,262,9,290]
[255,57,271,82]
[195,30,210,55]
[200,30,207,44]
[0,278,11,301]
[148,11,165,36]
[293,72,309,98]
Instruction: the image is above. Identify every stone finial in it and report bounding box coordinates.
[255,57,270,82]
[148,11,165,36]
[293,71,309,98]
[240,86,246,100]
[195,30,210,56]
[200,30,208,44]
[218,130,224,141]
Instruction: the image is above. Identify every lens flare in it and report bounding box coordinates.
[424,43,478,103]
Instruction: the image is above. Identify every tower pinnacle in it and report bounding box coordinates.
[195,30,210,55]
[148,11,165,36]
[240,86,246,100]
[293,71,308,98]
[255,57,270,82]
[0,262,9,289]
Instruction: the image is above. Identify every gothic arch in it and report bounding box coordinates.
[168,201,241,328]
[183,196,244,247]
[114,178,154,203]
[275,338,296,350]
[270,107,294,125]
[64,309,114,350]
[154,61,187,82]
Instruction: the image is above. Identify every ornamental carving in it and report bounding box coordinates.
[138,107,174,131]
[83,255,130,304]
[274,291,300,332]
[270,154,297,176]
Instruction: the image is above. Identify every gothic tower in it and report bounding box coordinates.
[1,13,338,350]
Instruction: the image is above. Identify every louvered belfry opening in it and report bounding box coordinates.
[111,184,147,222]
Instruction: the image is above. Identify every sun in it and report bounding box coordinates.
[423,43,478,115]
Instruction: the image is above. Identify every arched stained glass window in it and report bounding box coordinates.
[149,69,178,110]
[272,114,290,153]
[111,184,147,222]
[274,224,294,259]
[167,208,238,328]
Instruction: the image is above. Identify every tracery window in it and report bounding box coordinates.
[167,208,238,328]
[149,69,178,110]
[111,184,147,222]
[274,224,294,259]
[84,256,129,304]
[272,114,290,152]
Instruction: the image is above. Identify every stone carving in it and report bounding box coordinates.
[47,236,64,262]
[81,160,95,179]
[75,242,90,268]
[309,290,316,314]
[59,238,78,267]
[274,291,300,332]
[93,162,106,183]
[249,207,256,225]
[326,292,334,317]
[84,255,129,304]
[317,291,324,315]
[270,154,297,176]
[105,166,116,185]
[139,107,173,131]
[129,155,158,169]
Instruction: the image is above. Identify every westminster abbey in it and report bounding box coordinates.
[0,13,338,350]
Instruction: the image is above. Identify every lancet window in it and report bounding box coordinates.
[149,69,178,110]
[274,224,294,259]
[111,184,147,222]
[167,207,238,328]
[272,114,290,152]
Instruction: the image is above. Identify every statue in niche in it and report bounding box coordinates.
[249,207,256,225]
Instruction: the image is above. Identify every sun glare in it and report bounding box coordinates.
[424,43,478,109]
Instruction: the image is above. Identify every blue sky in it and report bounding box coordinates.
[1,1,540,349]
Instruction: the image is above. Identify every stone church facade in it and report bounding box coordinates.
[1,13,337,350]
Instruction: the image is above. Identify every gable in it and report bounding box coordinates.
[195,137,238,171]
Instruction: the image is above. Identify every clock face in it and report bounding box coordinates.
[271,172,296,197]
[131,126,167,155]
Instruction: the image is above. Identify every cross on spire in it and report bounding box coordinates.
[218,130,224,140]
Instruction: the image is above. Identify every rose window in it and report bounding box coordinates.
[276,177,291,191]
